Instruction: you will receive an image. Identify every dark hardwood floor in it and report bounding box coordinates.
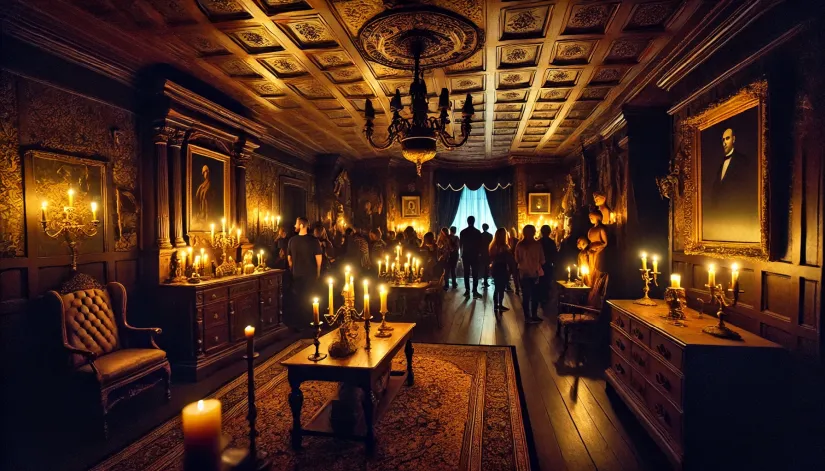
[410,282,670,471]
[2,279,671,471]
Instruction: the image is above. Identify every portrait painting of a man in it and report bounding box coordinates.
[528,193,551,215]
[401,196,420,218]
[188,146,229,232]
[700,106,760,243]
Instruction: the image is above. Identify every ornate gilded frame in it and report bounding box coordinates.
[528,192,551,215]
[185,144,231,234]
[401,195,421,218]
[680,80,769,260]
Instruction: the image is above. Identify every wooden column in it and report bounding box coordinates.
[234,142,254,244]
[169,129,186,247]
[154,127,172,249]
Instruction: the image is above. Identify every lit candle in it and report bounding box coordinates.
[181,249,188,266]
[641,252,648,270]
[312,298,320,324]
[670,274,681,288]
[258,249,264,265]
[708,264,716,287]
[377,261,382,275]
[345,265,351,278]
[652,255,658,273]
[90,201,98,221]
[391,262,395,273]
[244,325,254,364]
[404,262,409,274]
[40,201,47,222]
[379,285,387,312]
[203,253,208,269]
[194,255,201,270]
[200,248,205,260]
[364,293,370,318]
[221,218,226,234]
[610,212,616,224]
[187,247,193,268]
[731,263,739,287]
[567,266,571,278]
[327,278,334,316]
[236,228,241,241]
[363,279,369,295]
[349,276,354,296]
[244,325,255,339]
[210,223,215,242]
[182,399,222,471]
[67,187,74,207]
[384,255,389,271]
[276,215,280,227]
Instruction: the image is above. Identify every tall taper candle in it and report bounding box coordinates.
[641,252,648,270]
[312,298,320,324]
[67,187,74,207]
[210,223,215,242]
[327,278,334,317]
[90,201,98,221]
[708,264,716,287]
[40,201,47,223]
[379,285,387,312]
[182,399,222,471]
[670,274,681,288]
[244,325,255,360]
[652,255,658,273]
[731,263,740,287]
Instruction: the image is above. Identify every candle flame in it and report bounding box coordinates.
[652,254,658,261]
[732,263,739,271]
[327,277,333,284]
[91,201,97,211]
[709,264,716,272]
[197,400,204,411]
[68,188,74,196]
[640,251,647,258]
[379,285,386,293]
[313,297,319,303]
[41,201,47,210]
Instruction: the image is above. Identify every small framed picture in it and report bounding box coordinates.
[401,195,421,218]
[528,193,551,215]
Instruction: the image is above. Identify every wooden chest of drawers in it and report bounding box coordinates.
[606,300,788,470]
[156,270,287,381]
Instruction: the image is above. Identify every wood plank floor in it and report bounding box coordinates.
[408,282,671,471]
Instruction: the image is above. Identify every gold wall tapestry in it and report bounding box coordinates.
[675,80,770,261]
[0,71,23,257]
[246,155,279,241]
[186,145,231,234]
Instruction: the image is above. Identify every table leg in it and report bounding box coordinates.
[405,339,414,386]
[288,373,304,450]
[361,383,375,453]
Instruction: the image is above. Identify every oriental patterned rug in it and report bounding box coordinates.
[91,341,534,471]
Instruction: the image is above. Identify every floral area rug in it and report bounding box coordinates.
[91,341,534,471]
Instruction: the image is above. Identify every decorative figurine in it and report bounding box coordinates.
[586,210,608,283]
[242,250,255,275]
[592,191,612,225]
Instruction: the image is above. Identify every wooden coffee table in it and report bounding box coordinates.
[281,322,416,453]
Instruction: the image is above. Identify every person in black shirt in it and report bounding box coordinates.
[286,217,321,329]
[538,224,557,307]
[479,223,493,290]
[460,216,483,299]
[448,226,460,290]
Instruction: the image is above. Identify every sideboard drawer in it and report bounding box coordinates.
[629,341,650,374]
[610,349,631,385]
[629,318,651,346]
[202,302,228,329]
[649,356,683,407]
[229,281,258,298]
[611,327,630,358]
[261,274,280,289]
[260,289,277,308]
[650,330,684,372]
[612,309,630,332]
[646,383,683,445]
[199,287,228,305]
[204,324,229,353]
[629,365,649,401]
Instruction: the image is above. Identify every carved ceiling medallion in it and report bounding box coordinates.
[276,16,338,49]
[444,51,485,74]
[258,54,307,78]
[496,90,528,103]
[563,3,619,34]
[197,0,251,22]
[254,0,311,16]
[590,66,630,85]
[501,5,552,40]
[539,88,571,102]
[226,27,283,54]
[495,103,523,112]
[357,6,484,70]
[552,40,597,65]
[499,44,540,68]
[286,78,334,99]
[497,70,534,89]
[605,38,650,63]
[544,68,579,86]
[625,1,679,31]
[326,67,362,83]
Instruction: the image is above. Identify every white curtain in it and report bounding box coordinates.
[450,187,497,232]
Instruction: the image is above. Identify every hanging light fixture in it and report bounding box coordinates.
[357,5,484,176]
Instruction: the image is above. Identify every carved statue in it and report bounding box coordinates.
[242,250,255,275]
[561,174,577,215]
[587,210,608,282]
[333,169,349,199]
[592,191,612,224]
[215,253,236,278]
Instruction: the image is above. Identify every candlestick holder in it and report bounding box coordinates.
[697,283,744,340]
[376,309,394,337]
[634,269,660,306]
[364,309,372,351]
[662,287,687,325]
[40,206,100,271]
[324,288,366,358]
[242,346,271,470]
[205,231,242,278]
[308,321,327,361]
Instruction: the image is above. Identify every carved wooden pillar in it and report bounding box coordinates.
[169,129,186,247]
[154,127,173,249]
[234,149,252,244]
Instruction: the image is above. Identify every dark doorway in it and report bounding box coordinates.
[281,184,307,235]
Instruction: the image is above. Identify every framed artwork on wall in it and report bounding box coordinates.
[186,145,231,233]
[401,195,421,218]
[680,80,769,260]
[528,192,551,215]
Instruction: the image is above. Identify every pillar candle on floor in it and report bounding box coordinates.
[182,399,222,471]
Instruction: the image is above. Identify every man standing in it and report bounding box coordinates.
[287,217,321,329]
[448,226,460,290]
[479,223,493,289]
[460,216,482,299]
[538,225,557,307]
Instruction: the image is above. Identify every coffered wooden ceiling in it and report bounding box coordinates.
[10,0,704,163]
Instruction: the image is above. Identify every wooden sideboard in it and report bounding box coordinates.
[156,270,287,381]
[606,300,788,471]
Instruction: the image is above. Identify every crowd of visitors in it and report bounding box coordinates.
[271,215,558,328]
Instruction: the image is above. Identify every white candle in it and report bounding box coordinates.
[221,218,226,234]
[187,246,193,267]
[670,274,681,288]
[276,216,280,227]
[210,223,215,242]
[378,261,382,275]
[708,264,716,287]
[194,255,201,270]
[731,263,739,287]
[312,298,320,324]
[328,278,334,316]
[641,252,648,270]
[67,187,74,207]
[364,293,370,318]
[379,285,387,312]
[90,201,97,221]
[40,201,47,222]
[236,228,241,241]
[258,250,264,265]
[203,253,208,268]
[182,399,222,471]
[567,266,571,278]
[349,276,354,296]
[652,255,658,273]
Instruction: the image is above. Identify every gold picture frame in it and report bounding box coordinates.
[679,80,769,261]
[186,145,231,234]
[401,195,421,218]
[528,193,551,215]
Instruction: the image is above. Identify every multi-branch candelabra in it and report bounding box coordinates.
[698,281,744,340]
[206,223,242,279]
[40,196,100,271]
[634,268,660,306]
[324,284,368,358]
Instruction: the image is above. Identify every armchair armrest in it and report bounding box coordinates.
[122,323,163,349]
[63,342,101,377]
[559,302,601,315]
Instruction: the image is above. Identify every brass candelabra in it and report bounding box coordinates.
[634,268,660,306]
[206,230,242,278]
[697,282,743,340]
[40,205,100,271]
[324,288,368,358]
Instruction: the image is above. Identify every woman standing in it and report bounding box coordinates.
[515,225,545,324]
[419,232,439,281]
[489,228,518,314]
[437,228,454,289]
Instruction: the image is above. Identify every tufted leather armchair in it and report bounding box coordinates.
[48,277,171,437]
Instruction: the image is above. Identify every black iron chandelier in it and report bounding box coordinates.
[357,5,484,176]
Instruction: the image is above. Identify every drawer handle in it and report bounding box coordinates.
[656,344,671,359]
[213,335,219,343]
[614,339,625,351]
[633,381,645,395]
[229,300,235,317]
[655,372,671,391]
[213,313,219,320]
[631,352,645,367]
[614,363,625,375]
[632,328,644,340]
[268,297,272,304]
[654,403,671,425]
[211,293,217,300]
[269,317,273,323]
[615,318,625,328]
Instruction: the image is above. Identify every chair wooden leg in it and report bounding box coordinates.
[562,327,570,356]
[100,391,110,440]
[163,364,172,401]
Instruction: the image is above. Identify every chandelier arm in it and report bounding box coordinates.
[437,118,472,148]
[365,131,396,150]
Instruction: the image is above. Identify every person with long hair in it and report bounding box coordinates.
[515,225,545,324]
[489,228,518,314]
[419,232,439,281]
[313,225,335,273]
[436,227,452,287]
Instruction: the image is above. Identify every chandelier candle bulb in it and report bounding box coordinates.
[652,255,659,273]
[708,264,716,287]
[90,201,97,221]
[276,216,280,227]
[328,278,334,316]
[182,399,222,471]
[194,256,200,271]
[40,201,47,222]
[377,261,382,275]
[236,228,241,241]
[312,298,320,325]
[210,223,215,242]
[671,274,681,288]
[641,252,648,270]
